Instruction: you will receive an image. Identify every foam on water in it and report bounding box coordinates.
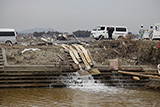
[59,72,120,94]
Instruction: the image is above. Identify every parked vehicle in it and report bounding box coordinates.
[142,23,160,40]
[143,29,152,39]
[90,25,128,40]
[0,28,17,46]
[152,23,160,40]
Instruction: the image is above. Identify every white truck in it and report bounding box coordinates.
[152,23,160,40]
[0,28,17,46]
[90,25,128,40]
[143,23,160,40]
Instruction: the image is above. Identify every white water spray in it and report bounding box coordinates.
[59,72,118,93]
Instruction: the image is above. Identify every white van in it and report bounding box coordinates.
[152,23,160,40]
[90,25,128,40]
[0,28,17,46]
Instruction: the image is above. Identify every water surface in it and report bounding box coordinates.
[0,87,159,107]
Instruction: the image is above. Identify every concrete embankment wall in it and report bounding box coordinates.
[0,64,156,88]
[0,70,150,88]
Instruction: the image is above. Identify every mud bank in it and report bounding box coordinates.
[88,40,160,68]
[4,45,68,65]
[2,39,160,68]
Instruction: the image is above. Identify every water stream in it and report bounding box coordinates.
[59,72,134,94]
[60,72,108,92]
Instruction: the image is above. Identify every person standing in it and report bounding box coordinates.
[148,25,153,40]
[107,26,114,40]
[139,25,145,40]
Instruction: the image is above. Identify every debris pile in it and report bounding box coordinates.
[88,39,160,67]
[1,39,160,68]
[5,46,68,65]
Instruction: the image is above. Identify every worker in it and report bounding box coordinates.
[139,24,145,40]
[107,26,114,40]
[148,25,153,40]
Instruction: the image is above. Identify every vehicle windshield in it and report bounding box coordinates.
[155,25,159,31]
[93,28,97,31]
[93,26,105,31]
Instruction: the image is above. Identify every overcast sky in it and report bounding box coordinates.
[0,0,160,33]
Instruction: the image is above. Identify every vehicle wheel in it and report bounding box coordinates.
[95,38,99,40]
[98,35,104,40]
[5,41,12,46]
[118,36,123,39]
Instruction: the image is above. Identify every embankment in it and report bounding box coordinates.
[0,39,159,89]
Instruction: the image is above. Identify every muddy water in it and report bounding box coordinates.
[0,87,159,107]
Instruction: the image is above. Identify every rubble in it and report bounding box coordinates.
[4,45,68,65]
[0,39,159,69]
[88,39,160,68]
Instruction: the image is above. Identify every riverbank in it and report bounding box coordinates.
[0,39,160,89]
[2,39,160,68]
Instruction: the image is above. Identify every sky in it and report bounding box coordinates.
[0,0,160,34]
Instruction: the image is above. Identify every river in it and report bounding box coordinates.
[0,87,160,107]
